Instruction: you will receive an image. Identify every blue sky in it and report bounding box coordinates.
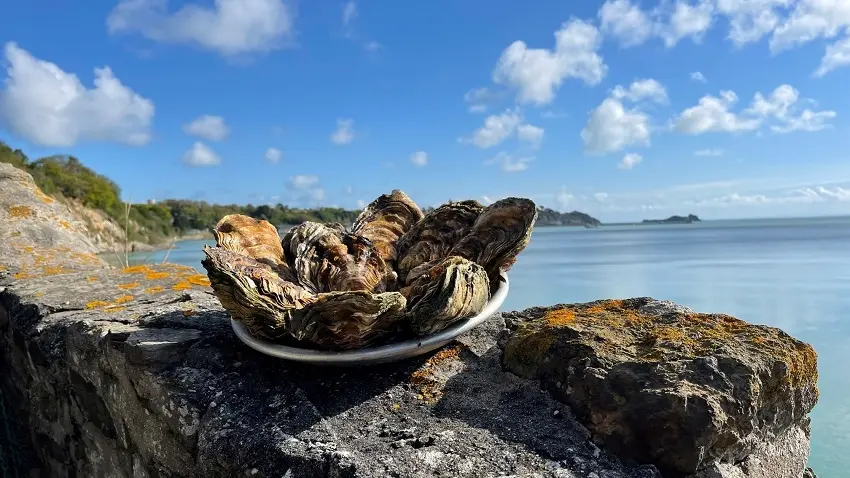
[1,0,849,222]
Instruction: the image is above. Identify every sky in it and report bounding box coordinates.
[1,0,850,222]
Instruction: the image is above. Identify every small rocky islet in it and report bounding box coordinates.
[201,190,538,350]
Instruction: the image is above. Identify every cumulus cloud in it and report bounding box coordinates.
[599,0,653,47]
[0,42,154,148]
[611,78,668,103]
[106,0,294,56]
[597,0,714,48]
[464,87,496,114]
[676,84,836,135]
[265,147,282,163]
[330,118,355,145]
[581,98,651,154]
[492,19,607,106]
[486,152,533,173]
[181,142,221,166]
[769,0,850,53]
[691,71,707,83]
[618,153,643,170]
[659,0,715,47]
[410,151,428,167]
[517,123,545,148]
[183,115,228,141]
[288,174,319,189]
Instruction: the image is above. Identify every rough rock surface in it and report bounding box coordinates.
[502,300,819,477]
[0,164,818,477]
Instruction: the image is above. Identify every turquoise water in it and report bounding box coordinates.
[130,216,850,474]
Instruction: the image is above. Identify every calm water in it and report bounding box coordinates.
[130,216,850,474]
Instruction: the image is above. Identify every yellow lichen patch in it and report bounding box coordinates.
[114,295,134,304]
[86,300,109,310]
[172,281,193,291]
[122,265,152,274]
[0,265,6,272]
[34,189,55,204]
[410,346,464,404]
[117,282,140,290]
[8,205,34,219]
[34,291,45,297]
[59,220,73,230]
[184,274,211,287]
[104,306,127,314]
[545,308,576,327]
[145,286,164,294]
[13,271,34,280]
[144,271,170,280]
[87,276,98,283]
[23,246,34,253]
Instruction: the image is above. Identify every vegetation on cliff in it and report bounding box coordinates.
[1,141,602,245]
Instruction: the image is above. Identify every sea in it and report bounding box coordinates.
[129,216,850,474]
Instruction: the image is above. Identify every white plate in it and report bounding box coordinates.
[230,272,509,366]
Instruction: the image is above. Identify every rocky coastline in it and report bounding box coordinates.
[0,163,819,477]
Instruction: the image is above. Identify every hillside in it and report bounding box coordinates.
[1,141,602,251]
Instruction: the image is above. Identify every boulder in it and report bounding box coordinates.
[502,299,818,477]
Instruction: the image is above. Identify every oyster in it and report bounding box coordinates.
[214,214,285,268]
[402,256,490,336]
[449,197,538,283]
[396,200,483,284]
[351,190,424,268]
[288,291,407,350]
[281,221,395,294]
[201,246,314,340]
[202,189,538,351]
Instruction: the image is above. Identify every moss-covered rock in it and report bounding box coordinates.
[502,298,818,477]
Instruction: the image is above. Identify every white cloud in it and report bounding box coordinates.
[330,118,355,145]
[675,90,762,134]
[599,0,653,47]
[743,84,837,133]
[365,41,382,51]
[618,153,643,170]
[410,151,428,167]
[594,192,609,202]
[691,71,707,83]
[183,114,229,141]
[694,148,725,156]
[660,0,715,47]
[464,109,522,148]
[288,175,319,189]
[342,1,357,26]
[517,123,545,148]
[106,0,295,56]
[581,98,651,154]
[181,141,221,166]
[716,0,791,46]
[770,0,850,52]
[487,152,533,173]
[464,87,495,113]
[492,19,607,106]
[611,78,667,103]
[265,147,283,163]
[816,36,850,76]
[0,42,154,148]
[772,109,837,133]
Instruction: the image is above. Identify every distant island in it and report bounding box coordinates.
[535,207,602,227]
[641,214,701,225]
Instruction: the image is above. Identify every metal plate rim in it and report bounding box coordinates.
[230,272,510,366]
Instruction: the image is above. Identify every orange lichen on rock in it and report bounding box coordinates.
[117,282,140,290]
[114,295,134,304]
[87,276,98,282]
[8,205,34,218]
[144,271,170,280]
[410,345,464,404]
[545,308,576,327]
[185,274,211,287]
[104,305,127,313]
[86,300,109,310]
[34,189,55,204]
[144,286,164,294]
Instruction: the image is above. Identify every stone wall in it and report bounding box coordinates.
[0,163,818,478]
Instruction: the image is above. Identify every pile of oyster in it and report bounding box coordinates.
[201,190,537,351]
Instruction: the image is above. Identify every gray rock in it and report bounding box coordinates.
[502,299,818,477]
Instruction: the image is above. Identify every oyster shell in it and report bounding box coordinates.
[396,200,484,284]
[288,291,407,350]
[449,197,538,283]
[351,190,424,268]
[402,256,490,336]
[214,214,285,268]
[281,221,394,294]
[201,246,314,340]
